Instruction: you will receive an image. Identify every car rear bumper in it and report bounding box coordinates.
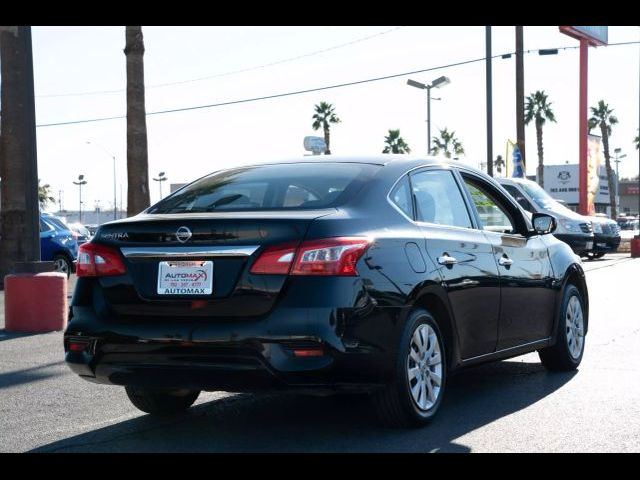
[553,233,593,255]
[64,304,400,393]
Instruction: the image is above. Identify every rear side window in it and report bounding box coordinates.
[148,163,380,213]
[410,170,472,228]
[390,176,413,219]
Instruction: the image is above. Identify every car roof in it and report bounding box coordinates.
[496,177,534,185]
[210,155,467,169]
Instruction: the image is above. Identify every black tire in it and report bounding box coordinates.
[125,386,200,415]
[372,308,447,428]
[53,254,71,278]
[538,284,586,371]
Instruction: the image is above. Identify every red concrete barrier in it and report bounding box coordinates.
[4,272,67,332]
[631,237,640,258]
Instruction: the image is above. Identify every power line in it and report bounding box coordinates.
[35,26,406,98]
[35,40,640,129]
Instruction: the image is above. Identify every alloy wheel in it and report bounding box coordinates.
[54,257,69,275]
[407,324,443,411]
[565,295,584,359]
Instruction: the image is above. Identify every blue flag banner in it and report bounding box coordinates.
[512,144,525,178]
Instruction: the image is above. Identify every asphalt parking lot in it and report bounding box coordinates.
[1,253,638,452]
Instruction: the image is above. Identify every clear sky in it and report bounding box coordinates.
[28,25,640,212]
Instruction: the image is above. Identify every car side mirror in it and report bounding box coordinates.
[532,213,556,235]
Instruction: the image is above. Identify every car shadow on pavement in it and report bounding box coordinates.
[0,361,67,391]
[32,359,576,453]
[0,330,43,342]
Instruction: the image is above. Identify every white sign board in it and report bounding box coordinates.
[303,136,326,155]
[544,164,610,205]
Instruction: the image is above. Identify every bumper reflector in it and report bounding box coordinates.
[68,339,91,352]
[292,348,324,357]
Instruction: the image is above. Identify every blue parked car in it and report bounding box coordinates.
[40,214,78,277]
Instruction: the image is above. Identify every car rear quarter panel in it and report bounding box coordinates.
[303,198,447,377]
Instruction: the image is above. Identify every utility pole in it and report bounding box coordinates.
[486,26,493,177]
[515,26,526,169]
[0,26,44,282]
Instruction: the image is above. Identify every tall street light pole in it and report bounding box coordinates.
[613,148,627,198]
[515,26,526,170]
[486,26,493,177]
[86,140,117,220]
[407,75,451,154]
[73,175,87,223]
[153,172,167,201]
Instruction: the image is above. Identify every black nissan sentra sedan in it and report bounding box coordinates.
[64,156,588,427]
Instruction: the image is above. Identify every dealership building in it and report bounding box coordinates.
[543,164,610,214]
[541,164,638,216]
[618,181,640,216]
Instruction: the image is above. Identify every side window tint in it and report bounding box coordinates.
[502,184,533,212]
[410,170,472,228]
[465,180,516,234]
[390,176,413,219]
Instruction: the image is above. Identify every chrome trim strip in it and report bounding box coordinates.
[461,338,550,363]
[120,245,260,258]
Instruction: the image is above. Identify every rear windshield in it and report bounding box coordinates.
[148,163,380,214]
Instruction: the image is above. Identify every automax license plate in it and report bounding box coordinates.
[157,261,213,295]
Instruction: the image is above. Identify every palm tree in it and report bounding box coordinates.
[524,90,556,189]
[495,155,505,175]
[38,179,55,210]
[588,100,619,219]
[431,128,464,159]
[312,102,340,155]
[124,26,150,217]
[382,129,411,154]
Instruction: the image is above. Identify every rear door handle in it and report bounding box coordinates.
[437,254,458,266]
[498,256,513,266]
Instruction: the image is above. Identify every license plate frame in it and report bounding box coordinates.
[157,260,213,295]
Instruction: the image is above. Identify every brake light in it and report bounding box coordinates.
[76,243,126,277]
[249,242,297,274]
[250,237,371,276]
[293,348,324,357]
[68,339,91,352]
[292,238,371,276]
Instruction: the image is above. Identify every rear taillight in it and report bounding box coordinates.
[76,243,126,277]
[292,238,371,276]
[250,237,371,276]
[249,243,297,275]
[67,339,91,352]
